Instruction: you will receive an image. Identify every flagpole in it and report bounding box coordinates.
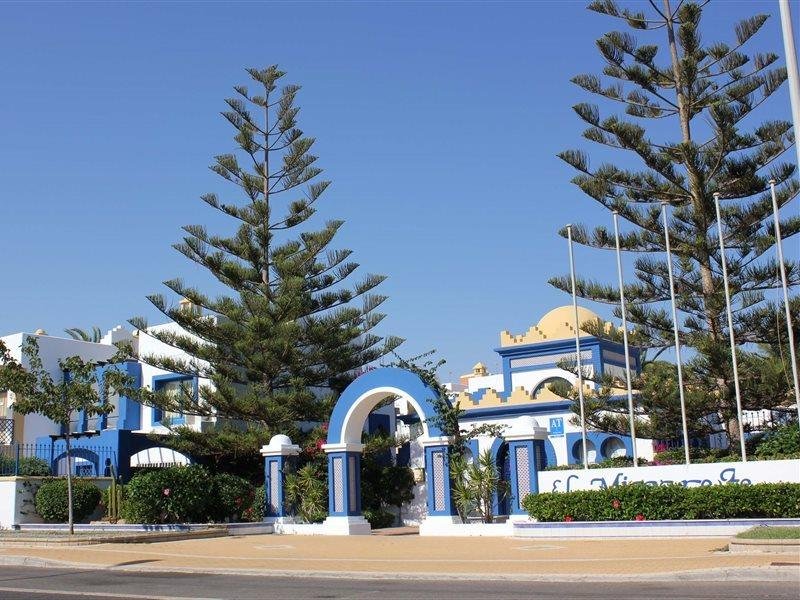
[713,193,747,461]
[612,211,638,467]
[769,180,800,424]
[661,202,691,465]
[779,0,800,174]
[567,224,589,469]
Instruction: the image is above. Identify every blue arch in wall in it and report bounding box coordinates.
[327,367,447,445]
[488,437,510,516]
[51,447,101,476]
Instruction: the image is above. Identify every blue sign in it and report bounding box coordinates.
[549,417,564,436]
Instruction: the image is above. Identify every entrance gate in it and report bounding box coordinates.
[261,367,547,534]
[321,367,457,534]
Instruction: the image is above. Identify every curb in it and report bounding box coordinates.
[0,555,797,583]
[729,538,800,554]
[0,528,229,547]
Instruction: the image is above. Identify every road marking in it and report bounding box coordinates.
[0,586,222,600]
[252,544,295,550]
[514,545,566,550]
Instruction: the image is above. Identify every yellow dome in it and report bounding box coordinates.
[500,305,603,346]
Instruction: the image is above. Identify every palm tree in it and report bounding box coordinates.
[63,327,103,343]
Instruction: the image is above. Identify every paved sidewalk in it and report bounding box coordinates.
[0,534,797,581]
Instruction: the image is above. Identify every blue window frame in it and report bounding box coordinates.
[151,374,197,427]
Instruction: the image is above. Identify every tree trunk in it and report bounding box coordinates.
[663,0,736,447]
[64,431,74,535]
[261,88,270,293]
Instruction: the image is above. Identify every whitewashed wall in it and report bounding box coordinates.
[0,476,113,528]
[0,332,121,443]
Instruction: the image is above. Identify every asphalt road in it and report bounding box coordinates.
[0,566,797,600]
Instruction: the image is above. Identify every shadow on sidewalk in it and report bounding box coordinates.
[371,526,419,536]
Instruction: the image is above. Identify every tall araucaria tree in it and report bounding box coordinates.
[131,67,402,452]
[551,1,799,447]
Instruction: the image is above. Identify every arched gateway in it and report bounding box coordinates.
[261,366,547,534]
[321,367,457,534]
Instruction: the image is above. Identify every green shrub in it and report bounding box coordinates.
[522,482,800,522]
[212,472,256,522]
[754,424,800,458]
[17,457,52,476]
[363,507,396,529]
[121,465,215,524]
[652,447,735,465]
[101,482,127,521]
[241,485,265,522]
[35,479,101,523]
[0,455,52,476]
[285,463,328,523]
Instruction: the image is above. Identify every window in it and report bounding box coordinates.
[152,375,195,426]
[0,392,13,445]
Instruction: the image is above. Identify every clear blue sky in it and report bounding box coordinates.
[0,1,794,380]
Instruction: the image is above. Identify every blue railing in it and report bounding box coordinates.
[0,443,117,477]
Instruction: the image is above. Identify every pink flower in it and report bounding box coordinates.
[315,439,324,450]
[321,423,329,432]
[564,515,574,522]
[163,488,171,497]
[635,513,645,521]
[611,499,621,510]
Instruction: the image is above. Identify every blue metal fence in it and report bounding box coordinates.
[0,443,117,477]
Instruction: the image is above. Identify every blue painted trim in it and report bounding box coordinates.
[462,401,571,418]
[508,440,538,515]
[489,437,508,516]
[566,431,633,464]
[543,438,557,468]
[119,361,142,430]
[94,361,143,431]
[494,336,602,358]
[424,444,456,517]
[327,367,446,444]
[264,456,288,518]
[327,451,362,517]
[50,446,104,476]
[151,373,197,427]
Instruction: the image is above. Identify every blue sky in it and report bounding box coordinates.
[0,1,794,380]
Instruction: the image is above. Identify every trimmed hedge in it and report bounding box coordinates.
[35,479,102,523]
[522,483,800,522]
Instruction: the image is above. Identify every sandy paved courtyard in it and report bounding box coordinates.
[0,534,796,579]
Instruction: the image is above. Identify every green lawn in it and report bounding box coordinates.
[736,526,800,539]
